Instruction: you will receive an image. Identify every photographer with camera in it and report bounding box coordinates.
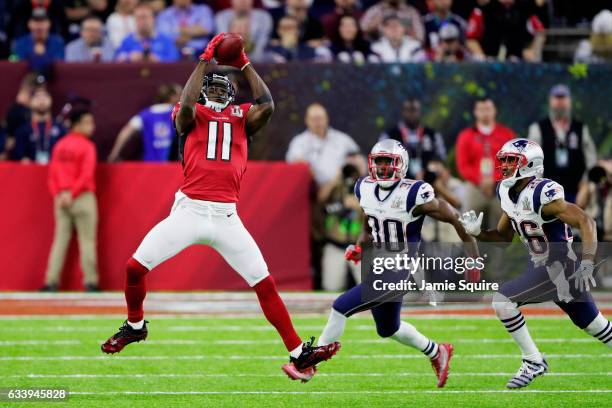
[317,164,363,291]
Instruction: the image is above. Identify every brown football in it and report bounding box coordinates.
[215,34,244,63]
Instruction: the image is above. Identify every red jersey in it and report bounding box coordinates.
[48,131,97,198]
[177,102,252,203]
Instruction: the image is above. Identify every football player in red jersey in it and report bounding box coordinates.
[101,33,340,382]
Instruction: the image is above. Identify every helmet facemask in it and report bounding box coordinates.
[497,151,527,188]
[368,153,404,188]
[199,74,235,111]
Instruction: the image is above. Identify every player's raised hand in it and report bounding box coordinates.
[200,33,225,63]
[458,210,483,237]
[226,49,250,71]
[345,244,362,265]
[569,260,596,292]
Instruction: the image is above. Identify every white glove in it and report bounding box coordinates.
[458,210,484,237]
[569,260,596,292]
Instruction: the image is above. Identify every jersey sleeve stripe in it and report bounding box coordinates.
[355,177,364,200]
[406,180,424,212]
[533,178,551,214]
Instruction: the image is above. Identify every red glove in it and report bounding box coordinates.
[200,33,225,62]
[466,267,481,283]
[225,49,250,71]
[345,244,362,265]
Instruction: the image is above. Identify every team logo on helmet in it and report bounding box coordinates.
[512,139,529,151]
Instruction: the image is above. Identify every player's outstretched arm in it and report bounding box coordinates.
[175,34,223,134]
[415,198,479,258]
[243,64,274,137]
[459,210,515,242]
[543,199,597,260]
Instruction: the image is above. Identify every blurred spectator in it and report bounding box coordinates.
[466,0,545,62]
[64,0,110,42]
[371,15,425,63]
[379,98,446,179]
[576,162,612,241]
[11,88,65,164]
[527,84,597,203]
[215,0,272,61]
[12,9,65,70]
[317,163,362,291]
[7,0,66,40]
[421,159,466,242]
[271,0,324,44]
[116,4,180,62]
[156,0,214,58]
[43,109,99,292]
[456,97,514,228]
[321,0,363,40]
[360,0,425,43]
[330,15,378,63]
[575,9,612,63]
[65,16,114,62]
[286,103,365,186]
[0,0,8,59]
[264,15,331,62]
[106,0,138,49]
[429,24,472,62]
[2,73,45,159]
[142,0,168,15]
[0,125,6,160]
[423,0,467,51]
[108,83,182,162]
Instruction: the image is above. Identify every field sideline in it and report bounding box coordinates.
[0,293,611,407]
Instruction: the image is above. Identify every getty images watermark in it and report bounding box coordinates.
[370,252,497,293]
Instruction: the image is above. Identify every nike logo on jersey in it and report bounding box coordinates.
[227,213,234,218]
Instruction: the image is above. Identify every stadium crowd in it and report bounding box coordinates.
[0,0,611,290]
[0,0,610,67]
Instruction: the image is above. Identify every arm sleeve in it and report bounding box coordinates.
[71,143,97,198]
[415,182,435,206]
[285,136,304,162]
[540,180,565,206]
[128,115,143,131]
[466,8,484,41]
[527,122,542,145]
[455,130,480,185]
[582,125,597,172]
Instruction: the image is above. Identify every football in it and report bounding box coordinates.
[215,33,244,63]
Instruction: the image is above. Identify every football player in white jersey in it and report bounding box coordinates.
[460,138,611,389]
[316,139,481,388]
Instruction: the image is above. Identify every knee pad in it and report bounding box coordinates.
[492,292,519,320]
[374,318,400,338]
[126,257,149,285]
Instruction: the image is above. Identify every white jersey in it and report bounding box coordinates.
[355,177,435,243]
[498,177,574,264]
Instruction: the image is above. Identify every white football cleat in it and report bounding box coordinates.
[506,358,548,389]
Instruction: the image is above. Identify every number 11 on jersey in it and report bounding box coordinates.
[207,121,232,161]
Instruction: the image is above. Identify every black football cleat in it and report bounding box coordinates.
[281,337,341,381]
[101,320,148,354]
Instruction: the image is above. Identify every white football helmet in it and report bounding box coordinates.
[496,138,544,188]
[368,139,409,188]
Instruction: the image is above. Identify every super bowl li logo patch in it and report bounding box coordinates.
[231,106,243,118]
[391,196,403,209]
[522,197,531,211]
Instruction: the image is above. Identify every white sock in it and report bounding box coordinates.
[127,320,144,330]
[391,321,438,358]
[584,312,612,348]
[499,312,542,362]
[318,309,347,346]
[289,344,303,359]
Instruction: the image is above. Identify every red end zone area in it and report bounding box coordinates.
[0,162,312,291]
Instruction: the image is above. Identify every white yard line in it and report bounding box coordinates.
[67,390,612,395]
[0,338,598,346]
[0,354,609,362]
[3,372,611,379]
